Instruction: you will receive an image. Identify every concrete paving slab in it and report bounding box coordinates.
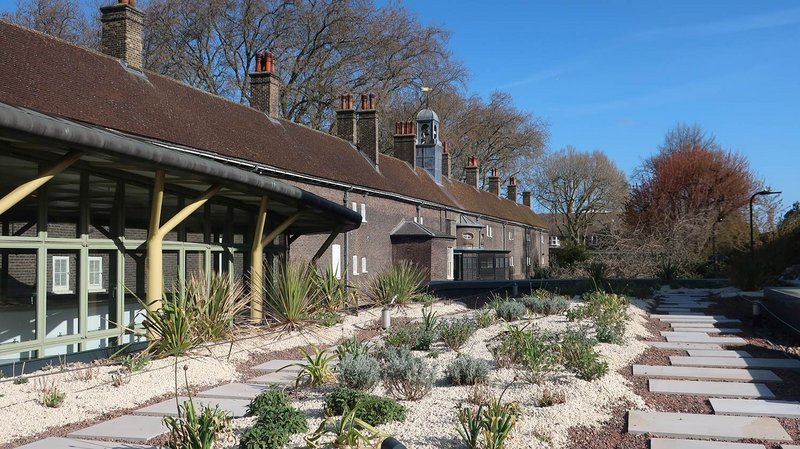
[669,322,729,328]
[652,312,706,317]
[646,342,723,350]
[650,438,766,449]
[250,359,304,372]
[654,315,735,321]
[134,397,250,418]
[670,328,743,334]
[658,305,712,309]
[665,334,747,345]
[781,446,800,448]
[670,356,800,369]
[68,415,167,443]
[627,410,791,441]
[632,365,782,382]
[687,350,752,358]
[196,383,270,400]
[248,369,298,386]
[11,438,155,449]
[710,399,800,418]
[649,379,775,398]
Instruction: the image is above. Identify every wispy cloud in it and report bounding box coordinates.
[633,6,800,41]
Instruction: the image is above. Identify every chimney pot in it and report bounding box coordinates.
[254,53,262,72]
[465,156,479,188]
[442,141,451,178]
[360,94,368,110]
[368,93,375,109]
[249,50,280,117]
[357,94,379,169]
[336,93,356,143]
[507,176,518,201]
[489,169,500,196]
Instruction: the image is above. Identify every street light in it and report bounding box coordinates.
[749,190,781,256]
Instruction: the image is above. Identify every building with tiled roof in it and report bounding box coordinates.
[0,1,548,365]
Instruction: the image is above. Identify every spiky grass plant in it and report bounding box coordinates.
[366,260,425,307]
[262,261,321,330]
[279,346,336,389]
[140,273,247,356]
[315,264,350,311]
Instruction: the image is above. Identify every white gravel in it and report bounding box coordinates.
[0,302,467,444]
[227,298,653,449]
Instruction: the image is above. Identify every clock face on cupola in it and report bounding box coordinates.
[415,108,444,183]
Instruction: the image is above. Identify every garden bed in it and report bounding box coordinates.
[223,294,652,449]
[0,302,468,447]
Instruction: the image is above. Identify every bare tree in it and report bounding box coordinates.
[529,146,627,245]
[2,0,98,47]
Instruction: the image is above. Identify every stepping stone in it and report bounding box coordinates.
[670,322,727,328]
[665,334,747,345]
[11,438,155,449]
[656,309,694,314]
[649,379,775,398]
[782,446,800,448]
[650,438,766,449]
[68,415,167,442]
[627,410,791,441]
[658,304,712,309]
[652,312,706,317]
[249,369,298,386]
[646,342,723,350]
[670,356,800,369]
[687,350,752,358]
[251,359,304,372]
[632,365,781,382]
[197,382,271,400]
[669,328,742,334]
[134,396,250,418]
[711,399,800,418]
[654,315,735,321]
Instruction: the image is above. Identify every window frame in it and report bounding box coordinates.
[52,255,70,293]
[88,256,103,292]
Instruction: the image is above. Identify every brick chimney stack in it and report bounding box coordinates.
[357,93,379,169]
[442,142,451,178]
[393,121,416,168]
[100,0,144,71]
[488,168,500,196]
[507,176,518,201]
[249,52,281,117]
[522,191,532,208]
[336,94,356,143]
[465,157,479,188]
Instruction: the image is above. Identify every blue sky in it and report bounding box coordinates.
[398,0,800,212]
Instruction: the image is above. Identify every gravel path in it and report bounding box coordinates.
[0,302,468,445]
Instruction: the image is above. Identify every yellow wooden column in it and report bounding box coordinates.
[146,169,221,317]
[249,210,302,324]
[0,151,82,216]
[249,196,269,323]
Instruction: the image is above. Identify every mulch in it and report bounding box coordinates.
[567,292,800,449]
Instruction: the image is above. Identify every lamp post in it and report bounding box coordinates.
[712,217,722,272]
[749,190,781,256]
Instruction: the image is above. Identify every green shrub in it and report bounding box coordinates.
[121,353,150,372]
[324,387,407,426]
[446,355,489,386]
[312,310,341,327]
[474,309,496,328]
[316,264,349,311]
[334,336,372,361]
[280,347,336,388]
[241,389,308,449]
[413,306,439,351]
[381,347,434,400]
[261,261,321,330]
[383,323,421,349]
[726,256,768,291]
[495,301,527,322]
[163,399,231,449]
[568,291,628,344]
[246,388,291,416]
[337,354,380,391]
[416,292,439,306]
[558,331,608,381]
[456,399,520,449]
[516,331,556,384]
[14,376,29,385]
[519,296,569,316]
[367,261,426,306]
[550,241,588,268]
[439,318,475,351]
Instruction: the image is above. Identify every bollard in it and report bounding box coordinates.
[381,437,408,449]
[382,307,392,329]
[752,300,762,327]
[512,283,519,297]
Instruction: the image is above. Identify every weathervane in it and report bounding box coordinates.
[421,86,431,109]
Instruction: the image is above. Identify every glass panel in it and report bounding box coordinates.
[163,251,180,293]
[0,154,39,237]
[186,251,206,279]
[0,349,37,365]
[123,250,146,337]
[0,249,37,344]
[43,342,79,357]
[46,249,80,338]
[87,250,118,332]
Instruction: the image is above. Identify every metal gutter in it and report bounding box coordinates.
[0,102,362,232]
